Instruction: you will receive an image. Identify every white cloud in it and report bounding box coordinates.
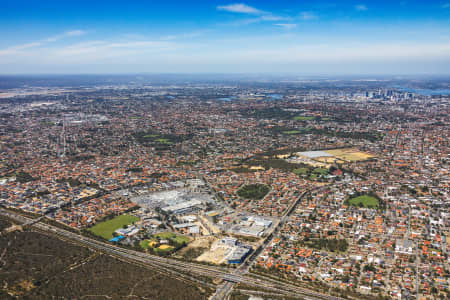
[217,3,292,25]
[0,38,177,66]
[225,18,261,26]
[162,30,210,41]
[2,26,450,74]
[355,4,368,11]
[2,38,450,74]
[260,14,286,21]
[0,30,87,55]
[0,42,44,55]
[66,30,86,37]
[225,15,290,27]
[13,42,43,50]
[217,3,263,14]
[54,40,174,58]
[442,3,450,8]
[298,12,318,21]
[224,43,450,63]
[45,30,86,42]
[275,23,297,30]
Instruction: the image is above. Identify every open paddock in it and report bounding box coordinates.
[324,148,375,162]
[88,214,139,240]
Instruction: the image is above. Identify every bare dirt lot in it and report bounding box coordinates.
[176,236,216,260]
[196,247,230,264]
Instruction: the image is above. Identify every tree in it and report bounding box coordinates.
[363,264,376,272]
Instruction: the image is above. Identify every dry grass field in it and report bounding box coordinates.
[325,148,375,162]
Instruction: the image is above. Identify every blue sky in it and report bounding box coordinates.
[0,0,449,74]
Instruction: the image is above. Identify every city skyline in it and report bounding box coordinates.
[1,0,450,74]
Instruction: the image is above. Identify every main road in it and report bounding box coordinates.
[210,185,331,299]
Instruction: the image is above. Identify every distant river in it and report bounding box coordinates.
[217,96,235,101]
[396,87,450,96]
[267,94,283,100]
[217,94,283,101]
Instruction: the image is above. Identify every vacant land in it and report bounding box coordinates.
[237,184,271,200]
[88,214,139,239]
[348,195,379,208]
[197,247,230,264]
[325,148,375,162]
[176,236,215,261]
[180,246,208,260]
[0,215,212,299]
